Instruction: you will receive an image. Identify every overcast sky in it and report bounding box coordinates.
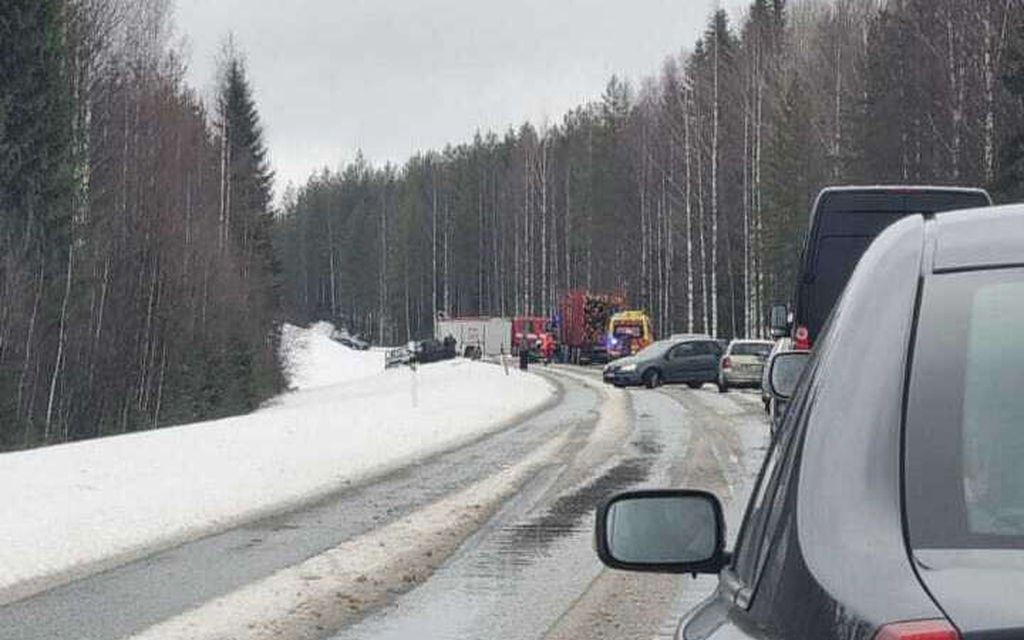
[174,0,748,197]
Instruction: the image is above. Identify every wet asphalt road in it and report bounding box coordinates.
[332,368,768,640]
[0,366,768,640]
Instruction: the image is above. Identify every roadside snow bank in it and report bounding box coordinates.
[0,323,554,605]
[280,322,384,389]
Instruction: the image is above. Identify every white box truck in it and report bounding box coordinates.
[434,316,512,357]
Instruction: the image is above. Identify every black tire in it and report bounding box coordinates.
[644,369,663,389]
[717,374,728,393]
[686,381,702,389]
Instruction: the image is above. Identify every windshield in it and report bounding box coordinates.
[613,323,644,337]
[636,341,674,358]
[907,270,1024,548]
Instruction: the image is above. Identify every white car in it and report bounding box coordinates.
[717,339,773,391]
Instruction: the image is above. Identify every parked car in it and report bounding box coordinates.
[602,337,722,389]
[717,339,773,392]
[595,205,1024,640]
[771,185,991,349]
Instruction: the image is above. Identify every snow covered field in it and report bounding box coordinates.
[0,324,554,605]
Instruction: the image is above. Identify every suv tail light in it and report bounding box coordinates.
[875,620,960,640]
[722,356,732,369]
[794,325,811,350]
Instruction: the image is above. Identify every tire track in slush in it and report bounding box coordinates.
[330,369,668,640]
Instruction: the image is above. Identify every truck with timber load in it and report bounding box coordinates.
[605,310,654,359]
[557,290,626,364]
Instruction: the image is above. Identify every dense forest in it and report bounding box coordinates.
[277,0,1024,347]
[0,0,281,449]
[5,0,1024,449]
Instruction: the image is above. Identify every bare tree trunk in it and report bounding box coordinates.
[431,169,438,322]
[219,118,231,252]
[833,23,843,180]
[379,189,388,343]
[743,103,751,338]
[685,84,695,333]
[564,162,572,294]
[45,245,75,440]
[327,217,338,319]
[443,197,450,315]
[478,173,485,314]
[946,4,964,180]
[19,262,45,428]
[710,28,720,338]
[153,343,166,429]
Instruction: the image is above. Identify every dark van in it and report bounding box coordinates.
[774,185,991,347]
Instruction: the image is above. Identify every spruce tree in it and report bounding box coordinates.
[214,50,283,412]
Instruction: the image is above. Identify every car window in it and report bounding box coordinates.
[732,398,803,588]
[670,343,696,359]
[731,292,833,597]
[807,235,873,339]
[731,343,772,357]
[906,269,1024,548]
[691,341,714,356]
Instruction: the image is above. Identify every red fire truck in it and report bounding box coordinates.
[510,316,552,358]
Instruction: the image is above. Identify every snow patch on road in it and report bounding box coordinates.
[0,323,554,606]
[125,430,572,640]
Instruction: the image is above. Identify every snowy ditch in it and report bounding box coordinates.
[0,323,554,606]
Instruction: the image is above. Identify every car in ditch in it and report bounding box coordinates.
[596,205,1024,640]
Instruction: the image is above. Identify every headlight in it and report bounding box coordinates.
[620,364,637,372]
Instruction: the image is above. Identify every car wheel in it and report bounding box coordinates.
[686,381,702,389]
[717,374,728,393]
[644,369,662,389]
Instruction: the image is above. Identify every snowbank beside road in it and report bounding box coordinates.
[280,322,384,389]
[0,324,554,605]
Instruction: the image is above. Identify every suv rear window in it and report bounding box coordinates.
[905,269,1024,549]
[800,190,990,340]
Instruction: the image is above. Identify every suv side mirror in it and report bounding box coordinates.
[596,490,726,575]
[768,350,810,401]
[769,303,790,338]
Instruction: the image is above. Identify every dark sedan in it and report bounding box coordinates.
[595,206,1024,639]
[603,337,722,389]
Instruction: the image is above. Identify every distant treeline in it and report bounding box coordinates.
[0,0,281,449]
[277,0,1024,347]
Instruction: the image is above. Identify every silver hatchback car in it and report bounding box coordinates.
[718,339,773,391]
